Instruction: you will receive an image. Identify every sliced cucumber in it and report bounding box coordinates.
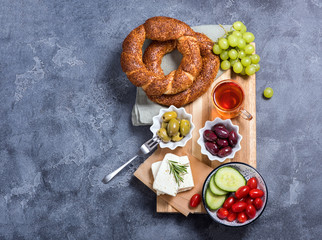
[205,189,226,210]
[209,176,228,195]
[214,167,246,192]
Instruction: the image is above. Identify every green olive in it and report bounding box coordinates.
[161,121,168,129]
[167,118,180,137]
[162,111,177,122]
[157,128,171,142]
[172,132,183,142]
[180,119,191,136]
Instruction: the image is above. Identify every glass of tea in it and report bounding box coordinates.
[212,79,253,120]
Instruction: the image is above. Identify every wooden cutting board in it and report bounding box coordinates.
[156,67,257,213]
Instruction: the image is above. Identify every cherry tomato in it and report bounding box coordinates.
[249,189,264,199]
[189,194,201,208]
[245,204,256,219]
[217,208,229,219]
[238,197,247,202]
[247,177,258,189]
[231,201,247,213]
[245,197,254,205]
[227,212,237,222]
[235,186,250,199]
[254,198,263,210]
[223,196,236,210]
[237,212,248,223]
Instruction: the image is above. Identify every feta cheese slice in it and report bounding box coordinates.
[151,161,162,178]
[152,154,195,196]
[177,156,194,192]
[152,153,180,196]
[151,161,163,195]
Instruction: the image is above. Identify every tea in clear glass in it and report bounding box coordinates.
[214,81,244,111]
[212,80,252,120]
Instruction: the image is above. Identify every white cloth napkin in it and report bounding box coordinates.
[131,25,232,126]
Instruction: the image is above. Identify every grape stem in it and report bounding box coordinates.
[219,24,229,35]
[217,24,234,42]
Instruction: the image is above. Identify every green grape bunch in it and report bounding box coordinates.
[213,21,261,76]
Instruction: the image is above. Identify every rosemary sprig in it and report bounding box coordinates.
[168,160,188,186]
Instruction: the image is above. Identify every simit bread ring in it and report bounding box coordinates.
[146,32,220,107]
[121,16,203,96]
[143,40,176,76]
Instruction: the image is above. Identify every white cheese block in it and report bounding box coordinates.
[152,153,180,196]
[177,156,194,192]
[151,161,163,195]
[152,154,194,196]
[151,161,162,178]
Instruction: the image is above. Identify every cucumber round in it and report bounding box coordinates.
[209,176,228,195]
[214,167,246,192]
[205,189,226,210]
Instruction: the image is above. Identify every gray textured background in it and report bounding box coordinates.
[0,0,321,239]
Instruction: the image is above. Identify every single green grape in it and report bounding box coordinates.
[233,61,243,73]
[253,63,260,72]
[241,57,251,67]
[240,25,247,33]
[237,38,246,49]
[245,65,256,75]
[233,21,244,31]
[250,54,260,64]
[230,58,238,67]
[244,44,255,54]
[218,38,229,50]
[243,32,255,43]
[232,31,243,38]
[220,51,229,60]
[213,44,222,55]
[238,50,246,59]
[221,60,231,70]
[263,87,274,98]
[228,49,238,59]
[227,35,238,47]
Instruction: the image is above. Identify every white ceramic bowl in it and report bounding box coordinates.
[197,118,242,162]
[202,162,268,227]
[150,105,195,150]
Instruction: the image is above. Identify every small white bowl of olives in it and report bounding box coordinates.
[197,118,242,162]
[150,105,195,150]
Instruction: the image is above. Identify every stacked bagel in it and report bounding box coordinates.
[121,16,220,107]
